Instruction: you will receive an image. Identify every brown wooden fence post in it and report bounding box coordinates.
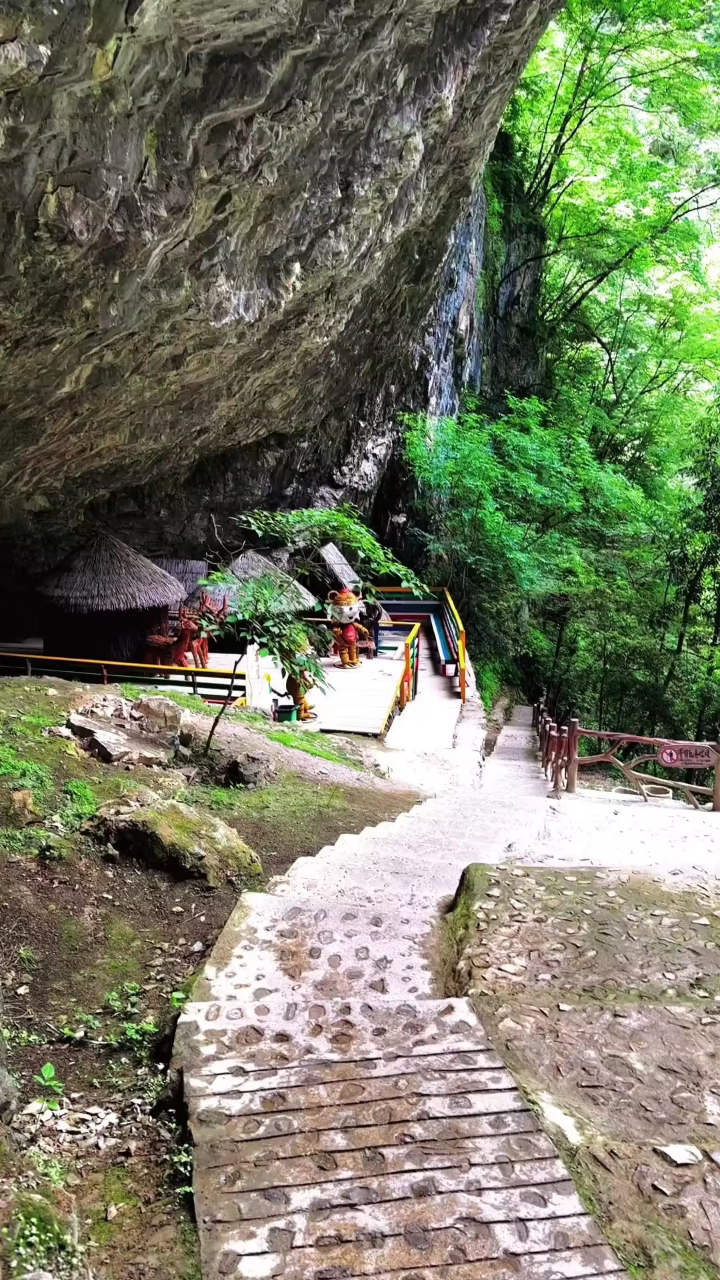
[541,714,550,762]
[553,726,567,791]
[713,739,720,812]
[567,718,579,794]
[545,723,557,778]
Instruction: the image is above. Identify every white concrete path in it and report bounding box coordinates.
[176,705,627,1280]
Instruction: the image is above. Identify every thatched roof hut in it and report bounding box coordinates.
[230,550,318,610]
[38,533,186,660]
[153,558,208,598]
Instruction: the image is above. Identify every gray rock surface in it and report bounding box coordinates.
[0,0,559,568]
[0,988,18,1119]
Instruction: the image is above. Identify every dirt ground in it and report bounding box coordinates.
[447,864,720,1280]
[0,677,418,1279]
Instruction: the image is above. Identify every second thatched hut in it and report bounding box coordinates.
[38,533,186,660]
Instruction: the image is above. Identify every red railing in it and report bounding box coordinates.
[533,699,720,811]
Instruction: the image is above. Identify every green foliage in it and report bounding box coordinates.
[476,662,503,712]
[265,728,362,768]
[0,744,53,796]
[201,570,327,689]
[30,1153,68,1188]
[33,1062,64,1109]
[105,982,142,1017]
[103,983,158,1056]
[1,1197,85,1278]
[407,0,720,743]
[60,778,97,828]
[237,506,426,593]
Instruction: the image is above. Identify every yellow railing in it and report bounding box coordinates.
[443,589,467,703]
[0,650,247,703]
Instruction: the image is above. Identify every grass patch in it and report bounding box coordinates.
[180,772,413,873]
[0,743,54,797]
[59,779,98,829]
[121,684,362,766]
[56,915,90,955]
[103,919,144,984]
[266,728,362,768]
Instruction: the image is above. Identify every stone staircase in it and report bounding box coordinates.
[175,707,628,1280]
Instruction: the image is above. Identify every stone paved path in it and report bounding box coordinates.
[175,707,628,1280]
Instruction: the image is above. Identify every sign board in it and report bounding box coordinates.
[658,743,719,769]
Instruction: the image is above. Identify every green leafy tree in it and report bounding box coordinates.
[404,0,720,743]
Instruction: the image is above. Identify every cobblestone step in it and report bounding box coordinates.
[175,708,628,1280]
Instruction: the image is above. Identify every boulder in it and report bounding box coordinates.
[86,800,262,888]
[223,754,275,789]
[66,712,99,739]
[87,728,133,764]
[9,790,38,826]
[132,696,184,732]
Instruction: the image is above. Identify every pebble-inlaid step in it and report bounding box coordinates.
[176,708,629,1280]
[179,995,618,1280]
[192,893,436,1003]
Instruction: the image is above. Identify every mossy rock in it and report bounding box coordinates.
[87,799,262,888]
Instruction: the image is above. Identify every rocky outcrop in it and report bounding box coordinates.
[87,796,262,887]
[0,0,559,571]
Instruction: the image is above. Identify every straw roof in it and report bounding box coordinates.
[39,533,186,613]
[230,550,318,610]
[317,542,360,590]
[153,558,208,596]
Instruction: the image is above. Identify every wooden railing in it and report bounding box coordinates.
[533,700,720,810]
[0,651,247,706]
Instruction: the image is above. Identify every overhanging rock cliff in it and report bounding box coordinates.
[0,0,558,567]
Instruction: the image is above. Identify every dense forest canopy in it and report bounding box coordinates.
[406,0,720,741]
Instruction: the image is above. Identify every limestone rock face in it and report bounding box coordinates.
[0,0,558,567]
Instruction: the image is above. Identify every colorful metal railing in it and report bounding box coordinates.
[375,587,467,702]
[386,622,421,730]
[0,650,247,706]
[401,623,421,709]
[442,589,466,703]
[533,699,720,810]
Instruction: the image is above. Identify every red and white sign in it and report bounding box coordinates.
[658,743,718,769]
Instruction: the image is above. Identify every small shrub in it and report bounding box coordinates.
[1,1026,43,1049]
[33,1062,64,1110]
[30,1152,67,1188]
[105,982,142,1017]
[1,1197,85,1278]
[168,1144,194,1198]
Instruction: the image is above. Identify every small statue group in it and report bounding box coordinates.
[327,587,370,668]
[144,591,229,669]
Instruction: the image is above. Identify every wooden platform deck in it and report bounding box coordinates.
[310,642,405,734]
